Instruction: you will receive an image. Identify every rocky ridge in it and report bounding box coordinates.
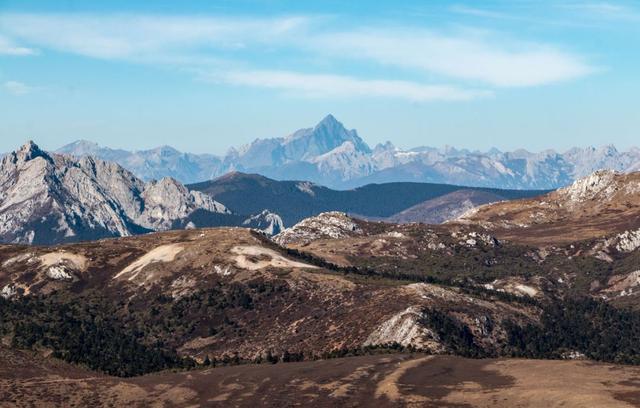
[456,170,640,245]
[274,212,362,245]
[0,141,232,244]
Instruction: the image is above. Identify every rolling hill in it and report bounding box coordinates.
[189,172,546,227]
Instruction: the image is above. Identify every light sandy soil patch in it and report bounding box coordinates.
[321,364,375,398]
[38,252,88,271]
[231,245,317,270]
[375,356,432,402]
[113,244,184,281]
[514,284,538,297]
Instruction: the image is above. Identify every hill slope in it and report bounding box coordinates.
[458,169,640,245]
[3,349,640,407]
[189,172,545,226]
[356,189,509,224]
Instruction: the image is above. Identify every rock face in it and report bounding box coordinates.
[363,306,443,352]
[604,229,640,253]
[556,169,619,204]
[273,212,362,245]
[221,115,373,185]
[242,210,284,235]
[0,141,229,244]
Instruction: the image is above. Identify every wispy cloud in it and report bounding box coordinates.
[0,12,597,99]
[449,5,513,20]
[0,13,309,60]
[211,70,491,102]
[3,81,32,95]
[310,29,595,87]
[0,35,37,56]
[560,2,640,21]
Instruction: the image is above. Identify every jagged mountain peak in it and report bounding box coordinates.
[374,141,396,152]
[242,209,284,235]
[15,140,49,163]
[49,116,640,190]
[0,142,230,244]
[283,114,370,156]
[57,140,222,184]
[149,145,181,155]
[314,113,342,131]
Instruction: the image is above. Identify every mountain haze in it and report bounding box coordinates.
[57,140,222,184]
[57,116,640,190]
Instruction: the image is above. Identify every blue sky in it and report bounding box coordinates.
[0,0,639,154]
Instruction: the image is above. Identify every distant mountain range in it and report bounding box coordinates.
[188,172,544,227]
[0,141,544,244]
[56,141,223,184]
[57,114,640,190]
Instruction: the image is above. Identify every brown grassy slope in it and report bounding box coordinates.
[0,228,536,361]
[2,347,640,407]
[457,170,640,245]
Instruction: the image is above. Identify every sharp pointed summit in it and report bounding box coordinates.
[51,115,640,190]
[315,113,341,129]
[15,140,48,162]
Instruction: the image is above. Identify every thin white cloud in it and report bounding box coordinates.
[0,13,309,60]
[3,81,32,95]
[0,12,596,94]
[449,5,513,19]
[561,2,640,21]
[310,29,595,87]
[212,70,491,102]
[0,35,37,56]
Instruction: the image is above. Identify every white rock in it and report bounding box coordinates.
[364,306,441,350]
[46,265,73,280]
[1,284,17,299]
[273,212,361,245]
[243,210,284,235]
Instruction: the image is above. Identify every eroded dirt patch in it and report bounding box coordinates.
[231,245,318,270]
